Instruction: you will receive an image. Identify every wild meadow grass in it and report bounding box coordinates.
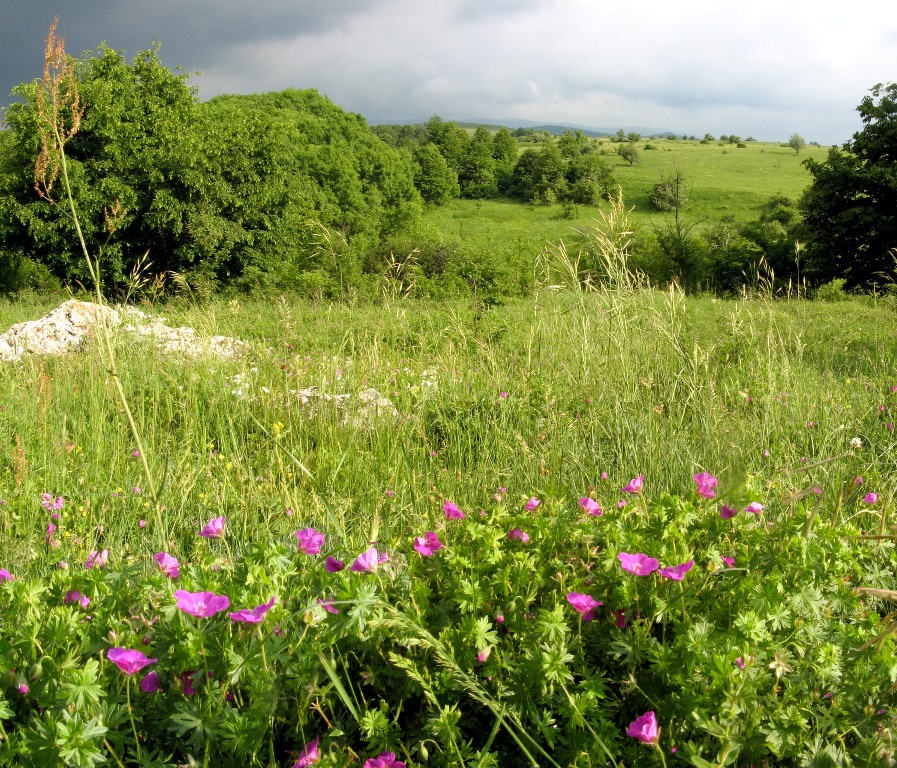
[2,288,897,766]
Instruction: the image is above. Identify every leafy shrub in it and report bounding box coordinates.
[814,278,849,301]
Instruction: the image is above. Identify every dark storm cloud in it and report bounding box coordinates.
[0,0,370,104]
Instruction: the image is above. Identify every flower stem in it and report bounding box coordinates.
[126,676,141,761]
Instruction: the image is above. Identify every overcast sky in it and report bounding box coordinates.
[1,0,893,145]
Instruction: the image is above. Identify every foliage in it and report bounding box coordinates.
[787,133,805,155]
[0,43,422,293]
[800,83,897,289]
[617,144,640,167]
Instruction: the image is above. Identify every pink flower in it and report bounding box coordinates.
[618,552,659,576]
[45,522,56,544]
[721,556,735,568]
[154,552,180,579]
[744,502,764,515]
[499,391,508,399]
[317,597,340,615]
[627,710,659,744]
[350,546,381,572]
[579,497,602,516]
[363,752,405,768]
[291,737,320,767]
[614,609,627,628]
[138,519,147,528]
[18,683,28,695]
[174,589,230,618]
[0,568,14,582]
[736,657,746,670]
[443,500,465,520]
[617,500,627,509]
[507,527,530,543]
[566,592,603,621]
[65,590,91,608]
[601,471,608,480]
[107,647,157,676]
[720,505,738,519]
[40,493,63,511]
[296,528,325,555]
[199,516,226,538]
[229,596,276,624]
[525,497,541,511]
[413,532,443,556]
[181,671,197,696]
[658,559,694,581]
[140,670,160,693]
[325,556,345,572]
[693,472,717,499]
[622,475,644,494]
[86,549,109,569]
[864,492,879,505]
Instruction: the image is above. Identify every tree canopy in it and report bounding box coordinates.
[800,83,897,288]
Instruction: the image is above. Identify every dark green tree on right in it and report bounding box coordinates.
[800,83,897,289]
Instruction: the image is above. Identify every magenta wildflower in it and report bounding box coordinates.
[199,516,226,539]
[317,597,340,614]
[855,476,864,486]
[658,559,694,581]
[617,500,627,509]
[499,391,508,399]
[579,497,602,516]
[154,552,180,579]
[174,589,230,618]
[138,519,147,528]
[508,527,530,543]
[744,501,764,515]
[45,522,56,544]
[296,528,325,555]
[693,472,718,499]
[721,556,735,567]
[140,670,160,693]
[627,710,659,744]
[363,751,405,768]
[443,500,465,520]
[86,549,108,569]
[601,471,608,480]
[181,671,197,696]
[889,422,894,432]
[229,596,276,624]
[291,737,321,767]
[618,552,659,576]
[615,609,627,628]
[325,556,345,572]
[477,647,491,663]
[0,568,14,582]
[720,504,738,519]
[622,475,644,494]
[525,497,541,511]
[566,592,603,621]
[40,493,63,511]
[736,657,746,670]
[64,590,91,608]
[18,683,28,695]
[864,492,879,505]
[350,546,381,572]
[413,531,443,556]
[107,647,157,676]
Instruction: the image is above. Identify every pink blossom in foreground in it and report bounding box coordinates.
[736,657,746,670]
[107,647,157,676]
[626,710,659,744]
[566,592,603,621]
[864,492,879,505]
[40,493,63,511]
[507,528,530,543]
[296,528,325,555]
[291,737,320,767]
[720,505,738,519]
[325,556,345,573]
[64,590,91,608]
[174,589,230,618]
[140,670,160,693]
[693,472,718,499]
[363,751,405,768]
[443,500,465,520]
[658,559,694,581]
[350,546,381,572]
[153,552,180,579]
[618,552,659,576]
[0,568,14,582]
[413,532,443,556]
[199,516,226,538]
[721,556,735,568]
[229,596,276,624]
[615,609,627,628]
[744,502,764,515]
[317,597,340,615]
[579,497,602,516]
[45,522,56,544]
[525,497,541,511]
[86,549,109,569]
[622,475,644,494]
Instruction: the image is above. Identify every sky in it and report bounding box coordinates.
[1,0,893,145]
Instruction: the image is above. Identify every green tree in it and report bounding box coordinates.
[788,133,806,155]
[800,83,897,288]
[491,127,518,166]
[412,143,459,205]
[425,116,469,176]
[459,126,496,198]
[617,144,639,166]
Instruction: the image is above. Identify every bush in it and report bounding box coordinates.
[814,278,849,301]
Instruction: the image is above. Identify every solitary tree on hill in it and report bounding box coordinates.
[788,133,806,155]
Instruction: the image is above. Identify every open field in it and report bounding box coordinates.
[2,288,897,765]
[424,139,829,257]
